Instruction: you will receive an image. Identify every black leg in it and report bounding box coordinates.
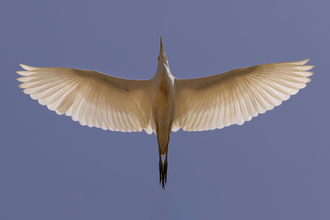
[163,137,169,186]
[161,172,165,189]
[164,160,168,184]
[157,136,165,188]
[159,160,163,184]
[157,132,170,189]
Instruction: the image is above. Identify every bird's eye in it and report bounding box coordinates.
[158,55,168,61]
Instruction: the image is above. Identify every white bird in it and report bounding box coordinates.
[17,37,313,188]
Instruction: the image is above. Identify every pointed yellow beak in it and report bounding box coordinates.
[160,36,163,49]
[160,36,164,54]
[159,36,166,61]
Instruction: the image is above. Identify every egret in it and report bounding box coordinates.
[17,37,313,188]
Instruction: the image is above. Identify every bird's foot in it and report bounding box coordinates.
[159,161,163,184]
[163,162,167,184]
[159,161,168,189]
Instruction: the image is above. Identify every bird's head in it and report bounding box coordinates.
[158,36,168,65]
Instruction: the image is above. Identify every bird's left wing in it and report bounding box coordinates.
[172,59,313,132]
[17,64,154,134]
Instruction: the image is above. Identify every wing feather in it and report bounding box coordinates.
[174,59,313,131]
[17,64,153,133]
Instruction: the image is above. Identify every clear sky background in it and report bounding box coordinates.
[1,0,329,219]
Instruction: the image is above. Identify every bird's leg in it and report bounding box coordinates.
[158,150,163,184]
[159,155,166,189]
[161,165,165,189]
[164,154,168,185]
[163,136,170,187]
[157,129,170,189]
[157,135,164,186]
[159,148,166,189]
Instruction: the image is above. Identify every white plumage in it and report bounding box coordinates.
[173,59,312,131]
[17,37,313,188]
[18,64,153,133]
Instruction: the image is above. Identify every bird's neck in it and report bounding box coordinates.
[155,63,172,79]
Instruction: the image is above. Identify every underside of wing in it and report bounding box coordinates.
[17,64,154,134]
[172,59,313,132]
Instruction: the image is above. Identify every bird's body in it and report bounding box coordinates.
[151,65,175,155]
[152,41,175,154]
[16,37,313,189]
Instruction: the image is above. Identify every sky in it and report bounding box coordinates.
[1,0,329,219]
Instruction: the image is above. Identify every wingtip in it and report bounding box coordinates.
[19,64,37,70]
[298,58,310,65]
[16,77,26,82]
[19,64,27,69]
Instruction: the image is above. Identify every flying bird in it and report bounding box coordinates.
[16,37,313,189]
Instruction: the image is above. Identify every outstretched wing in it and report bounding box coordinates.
[173,59,313,132]
[17,64,154,134]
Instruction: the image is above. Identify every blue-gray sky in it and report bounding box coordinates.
[1,0,329,219]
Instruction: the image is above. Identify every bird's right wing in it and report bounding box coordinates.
[17,64,154,134]
[173,59,313,132]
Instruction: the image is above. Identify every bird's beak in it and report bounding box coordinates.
[160,36,163,47]
[159,36,166,61]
